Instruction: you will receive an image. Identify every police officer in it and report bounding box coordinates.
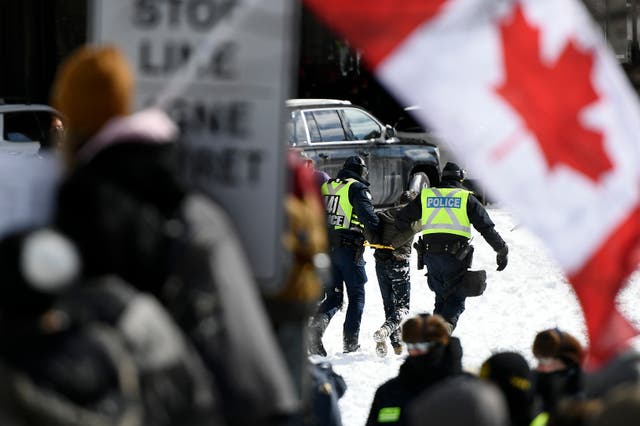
[395,162,508,333]
[308,156,380,356]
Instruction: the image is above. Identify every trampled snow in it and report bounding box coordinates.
[310,207,640,426]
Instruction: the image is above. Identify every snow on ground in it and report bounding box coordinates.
[309,207,640,426]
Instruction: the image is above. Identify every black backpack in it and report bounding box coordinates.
[0,323,142,426]
[0,278,223,426]
[58,278,224,426]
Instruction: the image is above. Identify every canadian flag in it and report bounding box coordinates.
[305,0,640,367]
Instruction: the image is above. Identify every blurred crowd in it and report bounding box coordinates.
[0,42,639,426]
[0,44,321,426]
[365,315,640,426]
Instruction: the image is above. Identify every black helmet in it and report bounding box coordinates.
[441,162,466,182]
[343,155,369,180]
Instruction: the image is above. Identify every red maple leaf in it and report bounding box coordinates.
[495,5,612,182]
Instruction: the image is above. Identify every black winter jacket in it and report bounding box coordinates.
[365,337,464,426]
[373,205,420,261]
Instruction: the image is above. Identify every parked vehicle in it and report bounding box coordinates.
[286,99,441,208]
[394,105,491,204]
[0,101,63,155]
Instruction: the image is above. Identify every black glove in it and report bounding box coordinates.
[496,245,508,271]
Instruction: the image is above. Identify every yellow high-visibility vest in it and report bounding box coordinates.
[420,187,471,238]
[321,178,364,232]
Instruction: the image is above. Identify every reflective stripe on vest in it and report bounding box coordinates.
[377,407,401,423]
[420,187,471,238]
[321,178,363,232]
[530,412,549,426]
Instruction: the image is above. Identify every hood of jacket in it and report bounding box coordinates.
[68,108,186,219]
[76,108,177,165]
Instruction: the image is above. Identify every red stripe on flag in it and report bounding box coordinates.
[304,0,449,69]
[569,205,640,369]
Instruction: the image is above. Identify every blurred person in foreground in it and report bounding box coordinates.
[365,313,463,426]
[395,161,508,333]
[369,173,427,357]
[544,398,602,426]
[297,150,330,187]
[590,384,640,426]
[0,154,220,425]
[308,155,380,355]
[306,361,346,426]
[51,44,297,426]
[407,376,509,426]
[278,150,347,426]
[585,348,640,400]
[479,351,535,426]
[0,228,223,426]
[529,328,586,426]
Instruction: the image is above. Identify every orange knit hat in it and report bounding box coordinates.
[51,45,133,141]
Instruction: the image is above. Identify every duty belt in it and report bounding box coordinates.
[424,241,466,254]
[328,231,364,249]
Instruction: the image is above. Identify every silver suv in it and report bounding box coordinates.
[0,103,63,155]
[286,98,440,208]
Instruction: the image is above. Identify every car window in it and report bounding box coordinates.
[343,108,381,140]
[3,111,46,143]
[305,110,347,142]
[289,110,307,145]
[305,112,322,142]
[33,111,61,149]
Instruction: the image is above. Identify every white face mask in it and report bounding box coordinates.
[535,357,567,373]
[406,341,438,355]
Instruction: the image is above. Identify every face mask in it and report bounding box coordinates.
[534,368,579,411]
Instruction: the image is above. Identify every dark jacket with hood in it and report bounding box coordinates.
[372,204,420,262]
[54,109,298,426]
[395,178,505,252]
[365,337,464,426]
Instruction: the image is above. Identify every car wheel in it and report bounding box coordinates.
[408,172,430,193]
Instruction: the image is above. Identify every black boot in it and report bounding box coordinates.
[308,314,329,356]
[343,333,360,353]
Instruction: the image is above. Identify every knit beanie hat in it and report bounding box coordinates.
[532,328,585,367]
[401,314,450,346]
[480,351,533,423]
[51,45,133,150]
[441,162,466,181]
[480,352,531,394]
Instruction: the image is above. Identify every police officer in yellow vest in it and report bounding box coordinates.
[395,162,508,333]
[308,156,380,356]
